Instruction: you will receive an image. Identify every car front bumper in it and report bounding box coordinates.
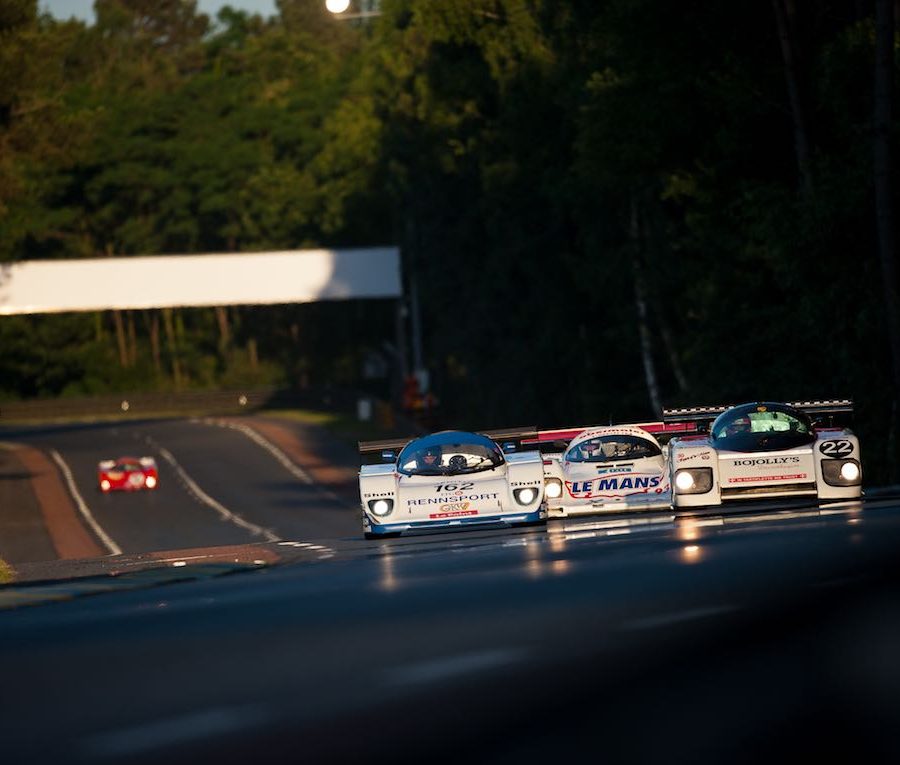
[363,507,547,537]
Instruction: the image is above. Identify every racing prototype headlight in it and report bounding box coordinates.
[673,468,713,495]
[544,478,562,500]
[145,476,157,489]
[367,498,394,517]
[514,487,539,505]
[821,459,862,487]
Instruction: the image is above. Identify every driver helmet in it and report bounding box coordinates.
[600,440,618,459]
[729,417,751,434]
[422,446,441,466]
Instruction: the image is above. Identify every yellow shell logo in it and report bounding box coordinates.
[757,406,767,412]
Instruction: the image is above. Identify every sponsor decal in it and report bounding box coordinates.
[818,440,853,457]
[566,474,664,499]
[439,501,470,513]
[596,466,631,475]
[434,482,475,492]
[728,473,807,484]
[429,509,479,519]
[408,492,499,506]
[578,428,652,441]
[677,451,711,463]
[731,456,801,467]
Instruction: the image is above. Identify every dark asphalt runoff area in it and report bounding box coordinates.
[0,419,898,763]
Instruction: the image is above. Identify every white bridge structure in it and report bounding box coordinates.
[0,247,401,314]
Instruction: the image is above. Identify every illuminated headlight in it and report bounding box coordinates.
[674,471,695,491]
[822,459,862,487]
[514,487,538,505]
[367,498,394,517]
[544,479,562,499]
[100,479,111,491]
[673,468,713,495]
[145,476,157,489]
[841,462,860,482]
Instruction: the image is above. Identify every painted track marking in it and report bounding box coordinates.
[200,418,348,507]
[154,446,281,543]
[50,450,122,556]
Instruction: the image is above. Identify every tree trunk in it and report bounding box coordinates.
[149,311,162,377]
[162,308,183,389]
[772,0,813,195]
[631,196,662,416]
[248,338,259,372]
[655,308,689,394]
[875,0,900,475]
[215,306,230,352]
[112,310,128,368]
[127,311,137,366]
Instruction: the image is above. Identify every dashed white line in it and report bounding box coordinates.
[49,449,122,556]
[155,446,281,543]
[278,541,328,551]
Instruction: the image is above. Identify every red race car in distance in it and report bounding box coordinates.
[97,456,159,492]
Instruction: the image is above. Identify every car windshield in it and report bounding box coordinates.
[566,435,661,463]
[712,406,812,439]
[398,432,505,476]
[711,404,815,451]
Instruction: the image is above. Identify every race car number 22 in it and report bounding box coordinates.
[435,482,474,492]
[819,440,853,457]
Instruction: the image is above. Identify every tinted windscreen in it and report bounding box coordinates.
[565,435,661,463]
[398,432,504,476]
[712,405,814,452]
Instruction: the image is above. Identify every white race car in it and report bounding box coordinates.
[529,422,693,517]
[358,428,547,538]
[665,400,862,507]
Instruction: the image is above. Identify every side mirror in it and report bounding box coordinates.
[381,449,396,463]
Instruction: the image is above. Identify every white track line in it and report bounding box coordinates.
[50,450,122,556]
[155,446,281,543]
[201,418,349,507]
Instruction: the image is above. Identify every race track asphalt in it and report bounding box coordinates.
[0,418,898,764]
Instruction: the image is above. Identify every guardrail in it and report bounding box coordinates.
[0,387,360,423]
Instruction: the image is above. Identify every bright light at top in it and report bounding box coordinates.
[675,471,696,491]
[840,462,860,481]
[326,0,351,13]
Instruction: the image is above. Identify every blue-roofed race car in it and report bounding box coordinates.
[357,429,547,538]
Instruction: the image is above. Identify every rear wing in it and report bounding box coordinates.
[357,426,539,464]
[792,399,855,427]
[523,420,701,455]
[358,436,416,465]
[662,399,854,430]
